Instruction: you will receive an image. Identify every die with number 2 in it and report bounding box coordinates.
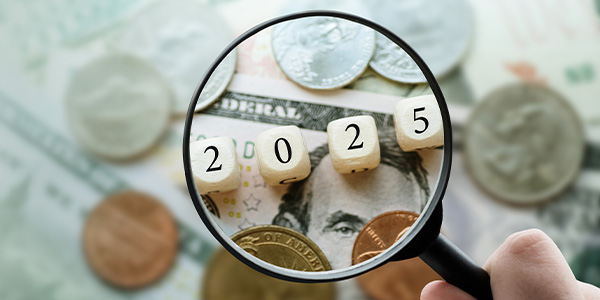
[190,137,241,194]
[327,115,380,174]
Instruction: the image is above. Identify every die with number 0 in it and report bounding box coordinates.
[393,95,443,152]
[255,125,311,185]
[190,137,241,194]
[327,115,380,174]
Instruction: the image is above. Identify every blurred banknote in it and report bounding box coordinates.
[462,0,600,126]
[0,70,219,299]
[0,1,599,299]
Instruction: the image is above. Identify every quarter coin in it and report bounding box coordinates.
[464,83,585,204]
[271,17,375,90]
[65,53,172,161]
[368,0,473,81]
[117,0,234,114]
[83,190,178,288]
[196,50,237,112]
[369,34,426,84]
[231,225,332,271]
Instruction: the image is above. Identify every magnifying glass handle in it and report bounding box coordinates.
[420,234,493,300]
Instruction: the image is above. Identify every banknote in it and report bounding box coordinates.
[185,73,600,287]
[0,69,219,300]
[188,73,443,270]
[1,0,599,297]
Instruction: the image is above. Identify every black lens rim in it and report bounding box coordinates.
[183,10,452,282]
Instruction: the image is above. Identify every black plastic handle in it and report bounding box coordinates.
[419,234,493,300]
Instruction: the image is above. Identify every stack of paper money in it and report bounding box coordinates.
[0,0,598,299]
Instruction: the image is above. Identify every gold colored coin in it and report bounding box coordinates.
[231,225,332,271]
[204,248,335,300]
[83,190,178,289]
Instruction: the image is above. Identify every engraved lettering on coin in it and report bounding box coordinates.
[83,190,178,288]
[66,53,172,161]
[464,84,585,204]
[352,210,419,264]
[271,17,375,89]
[368,0,473,81]
[204,248,335,300]
[231,225,332,271]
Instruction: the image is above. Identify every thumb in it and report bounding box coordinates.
[484,229,585,300]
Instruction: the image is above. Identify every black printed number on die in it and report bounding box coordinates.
[275,138,292,164]
[345,123,364,150]
[205,146,223,172]
[414,107,429,134]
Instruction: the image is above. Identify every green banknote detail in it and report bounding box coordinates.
[205,91,396,131]
[0,92,215,299]
[571,245,600,286]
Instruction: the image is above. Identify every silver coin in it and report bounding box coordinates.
[464,84,585,205]
[368,0,473,82]
[280,0,372,18]
[271,17,375,90]
[66,53,172,161]
[196,50,237,112]
[117,0,234,115]
[369,34,425,84]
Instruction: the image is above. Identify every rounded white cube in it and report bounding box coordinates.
[190,137,241,194]
[393,95,444,151]
[255,126,311,185]
[327,115,381,174]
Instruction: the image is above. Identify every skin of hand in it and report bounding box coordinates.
[420,229,600,300]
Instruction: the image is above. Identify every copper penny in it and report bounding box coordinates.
[357,257,441,300]
[83,190,178,289]
[351,210,419,265]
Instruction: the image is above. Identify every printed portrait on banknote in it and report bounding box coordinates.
[272,130,430,268]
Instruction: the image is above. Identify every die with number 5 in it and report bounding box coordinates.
[393,95,443,152]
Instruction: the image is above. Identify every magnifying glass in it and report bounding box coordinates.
[183,11,492,300]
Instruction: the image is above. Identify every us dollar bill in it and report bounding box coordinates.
[188,74,442,271]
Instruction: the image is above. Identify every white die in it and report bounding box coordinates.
[190,137,241,194]
[394,95,444,152]
[327,115,380,174]
[255,126,311,185]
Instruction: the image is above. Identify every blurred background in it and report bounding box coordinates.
[0,0,599,299]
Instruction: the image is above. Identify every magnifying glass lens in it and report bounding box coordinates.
[186,15,446,278]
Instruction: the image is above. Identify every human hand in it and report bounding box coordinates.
[421,229,600,300]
